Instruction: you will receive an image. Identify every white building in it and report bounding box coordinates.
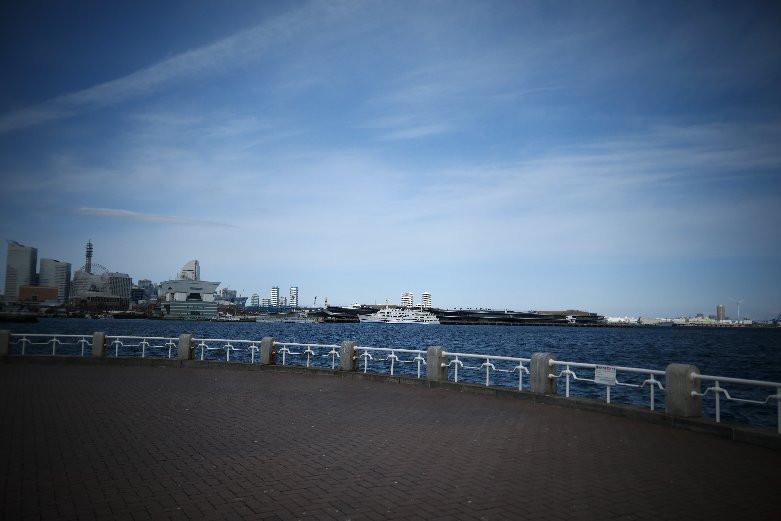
[401,292,413,308]
[289,286,299,308]
[271,286,280,307]
[4,240,37,302]
[421,292,432,309]
[39,258,71,303]
[159,261,219,319]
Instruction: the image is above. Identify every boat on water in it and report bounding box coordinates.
[359,306,440,324]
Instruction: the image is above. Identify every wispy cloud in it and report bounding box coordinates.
[0,0,356,134]
[75,207,237,228]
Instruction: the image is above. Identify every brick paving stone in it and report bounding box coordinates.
[1,362,780,520]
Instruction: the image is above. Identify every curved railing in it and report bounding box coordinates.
[4,332,780,433]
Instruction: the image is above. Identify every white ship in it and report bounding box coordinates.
[359,306,440,324]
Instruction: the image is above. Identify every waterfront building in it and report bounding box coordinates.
[251,293,260,307]
[401,292,413,308]
[290,286,299,308]
[159,260,219,320]
[421,292,432,309]
[271,286,280,307]
[4,240,38,302]
[261,298,271,308]
[39,258,71,303]
[137,279,156,300]
[19,286,59,305]
[717,304,726,321]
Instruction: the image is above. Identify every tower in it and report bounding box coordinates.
[4,240,38,302]
[289,286,299,308]
[85,240,93,274]
[39,259,72,303]
[271,286,279,307]
[716,304,726,322]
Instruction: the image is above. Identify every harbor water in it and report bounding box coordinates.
[4,318,781,429]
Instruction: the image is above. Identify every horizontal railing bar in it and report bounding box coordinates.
[359,346,426,354]
[12,334,92,338]
[106,336,178,341]
[551,359,665,376]
[193,338,261,344]
[693,373,781,389]
[443,351,530,363]
[275,342,341,348]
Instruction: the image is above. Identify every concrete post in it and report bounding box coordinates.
[665,363,701,417]
[530,352,557,394]
[260,337,275,365]
[91,332,106,357]
[0,330,10,356]
[339,341,357,371]
[177,334,193,360]
[426,346,447,382]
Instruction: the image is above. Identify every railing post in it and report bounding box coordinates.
[339,341,357,371]
[0,330,9,356]
[426,346,447,382]
[665,363,701,417]
[91,332,106,357]
[260,337,275,365]
[177,334,193,360]
[530,352,557,394]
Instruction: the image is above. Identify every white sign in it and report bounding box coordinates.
[594,365,616,386]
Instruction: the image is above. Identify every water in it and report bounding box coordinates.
[4,318,781,429]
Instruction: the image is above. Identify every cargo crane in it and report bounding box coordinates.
[774,313,781,326]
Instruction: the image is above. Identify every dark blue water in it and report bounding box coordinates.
[4,318,780,429]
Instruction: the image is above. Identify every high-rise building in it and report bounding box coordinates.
[717,304,726,322]
[289,286,299,308]
[106,272,132,300]
[421,292,432,309]
[401,292,413,308]
[39,258,71,303]
[261,298,271,308]
[271,286,280,307]
[4,240,38,302]
[251,293,260,307]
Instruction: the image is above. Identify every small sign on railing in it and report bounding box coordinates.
[594,365,617,386]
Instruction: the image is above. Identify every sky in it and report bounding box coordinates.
[1,0,780,319]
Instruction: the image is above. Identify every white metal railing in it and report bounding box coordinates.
[357,347,427,378]
[11,334,93,357]
[107,336,179,359]
[691,373,781,434]
[548,359,665,410]
[273,342,341,369]
[194,338,264,363]
[6,332,781,433]
[442,351,530,389]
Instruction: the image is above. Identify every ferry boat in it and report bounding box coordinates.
[358,306,440,324]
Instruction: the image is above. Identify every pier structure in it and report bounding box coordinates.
[2,329,781,519]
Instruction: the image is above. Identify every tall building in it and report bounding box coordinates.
[4,240,38,302]
[421,292,432,309]
[401,292,413,308]
[717,304,726,322]
[289,286,299,308]
[39,258,71,303]
[251,293,260,307]
[106,273,132,301]
[271,286,280,307]
[159,260,219,320]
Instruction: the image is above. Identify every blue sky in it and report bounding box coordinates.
[1,0,780,318]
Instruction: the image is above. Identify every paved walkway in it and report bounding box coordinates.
[1,362,779,521]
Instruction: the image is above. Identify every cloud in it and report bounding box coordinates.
[0,0,356,134]
[75,207,237,228]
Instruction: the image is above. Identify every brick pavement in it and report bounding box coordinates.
[1,361,779,520]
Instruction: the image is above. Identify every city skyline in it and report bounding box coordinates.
[1,1,780,319]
